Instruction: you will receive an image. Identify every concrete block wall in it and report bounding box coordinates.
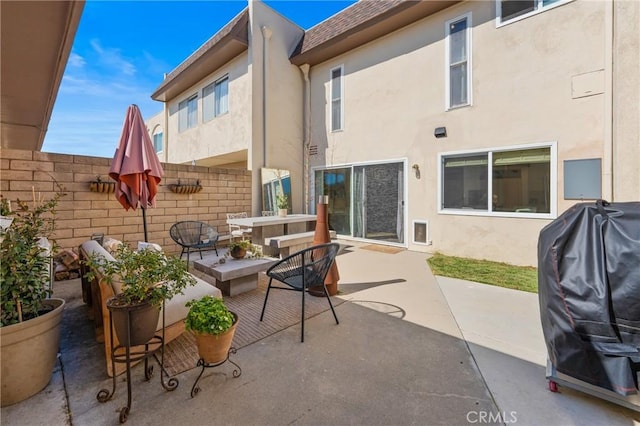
[0,148,251,255]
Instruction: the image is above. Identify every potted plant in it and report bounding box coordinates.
[226,240,262,260]
[185,296,238,364]
[0,187,66,406]
[84,244,196,346]
[276,192,289,217]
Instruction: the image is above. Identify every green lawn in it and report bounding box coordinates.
[427,252,538,293]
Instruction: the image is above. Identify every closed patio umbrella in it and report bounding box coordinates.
[109,104,164,242]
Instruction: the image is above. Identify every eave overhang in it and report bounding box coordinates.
[151,9,249,103]
[290,0,460,67]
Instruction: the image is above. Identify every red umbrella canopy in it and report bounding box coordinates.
[109,104,164,211]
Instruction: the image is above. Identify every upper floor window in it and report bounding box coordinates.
[330,65,343,132]
[203,76,229,122]
[445,13,472,110]
[497,0,570,25]
[178,94,197,132]
[439,143,556,218]
[152,130,163,154]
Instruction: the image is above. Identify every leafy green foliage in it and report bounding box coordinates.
[84,244,196,307]
[0,187,66,326]
[427,252,538,293]
[226,240,262,258]
[185,296,235,335]
[276,192,288,209]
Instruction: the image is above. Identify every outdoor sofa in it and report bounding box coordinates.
[79,239,221,377]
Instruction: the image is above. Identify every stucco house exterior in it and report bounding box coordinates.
[147,0,639,266]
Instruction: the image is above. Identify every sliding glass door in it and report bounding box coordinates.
[315,161,405,244]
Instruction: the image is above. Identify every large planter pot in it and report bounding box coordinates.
[107,298,160,347]
[193,313,238,364]
[0,298,65,407]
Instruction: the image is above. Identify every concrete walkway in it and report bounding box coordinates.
[2,241,639,425]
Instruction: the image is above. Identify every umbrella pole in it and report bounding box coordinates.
[142,208,148,242]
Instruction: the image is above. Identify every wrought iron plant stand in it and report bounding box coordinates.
[96,302,177,423]
[190,347,242,398]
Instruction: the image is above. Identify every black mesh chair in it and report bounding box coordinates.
[169,221,219,270]
[260,242,340,342]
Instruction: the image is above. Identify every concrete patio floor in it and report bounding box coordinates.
[2,240,639,425]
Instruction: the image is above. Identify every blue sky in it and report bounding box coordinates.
[42,0,356,158]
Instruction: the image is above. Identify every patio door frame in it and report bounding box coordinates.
[311,158,408,247]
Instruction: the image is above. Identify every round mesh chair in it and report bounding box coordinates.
[260,242,340,342]
[169,221,219,270]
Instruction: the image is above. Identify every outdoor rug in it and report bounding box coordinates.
[163,279,344,376]
[361,244,405,254]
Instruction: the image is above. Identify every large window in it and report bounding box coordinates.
[203,76,229,122]
[445,13,471,110]
[330,65,343,131]
[497,0,570,25]
[440,145,555,217]
[178,95,197,132]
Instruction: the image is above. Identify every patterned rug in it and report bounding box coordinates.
[163,279,344,376]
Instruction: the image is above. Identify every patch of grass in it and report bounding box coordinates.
[427,252,538,293]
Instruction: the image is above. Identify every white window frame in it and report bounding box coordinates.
[445,12,472,111]
[329,65,344,132]
[437,142,557,219]
[203,75,229,122]
[496,0,574,27]
[178,94,198,132]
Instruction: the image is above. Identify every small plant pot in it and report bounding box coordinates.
[193,313,238,364]
[278,208,288,217]
[107,297,160,346]
[229,247,246,259]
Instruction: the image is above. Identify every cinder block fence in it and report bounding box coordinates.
[0,148,251,254]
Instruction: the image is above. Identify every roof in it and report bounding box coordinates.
[1,0,85,151]
[151,8,249,102]
[290,0,460,66]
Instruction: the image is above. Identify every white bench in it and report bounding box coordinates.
[264,230,337,258]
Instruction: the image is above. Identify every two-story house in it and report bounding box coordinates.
[147,0,639,266]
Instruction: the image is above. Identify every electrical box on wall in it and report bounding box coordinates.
[564,158,602,200]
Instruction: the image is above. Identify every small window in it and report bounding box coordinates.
[445,13,472,110]
[497,0,569,25]
[153,131,163,154]
[330,66,343,131]
[178,95,197,132]
[203,76,229,122]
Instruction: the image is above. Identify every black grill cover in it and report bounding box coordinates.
[538,201,640,396]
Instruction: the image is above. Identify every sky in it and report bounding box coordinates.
[42,0,357,158]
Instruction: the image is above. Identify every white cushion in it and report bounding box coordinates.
[158,275,222,329]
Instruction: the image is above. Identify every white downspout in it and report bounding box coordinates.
[603,0,614,201]
[261,26,272,168]
[300,63,311,214]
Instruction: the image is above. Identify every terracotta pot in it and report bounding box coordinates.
[0,298,65,407]
[193,313,238,364]
[107,298,160,346]
[230,247,246,259]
